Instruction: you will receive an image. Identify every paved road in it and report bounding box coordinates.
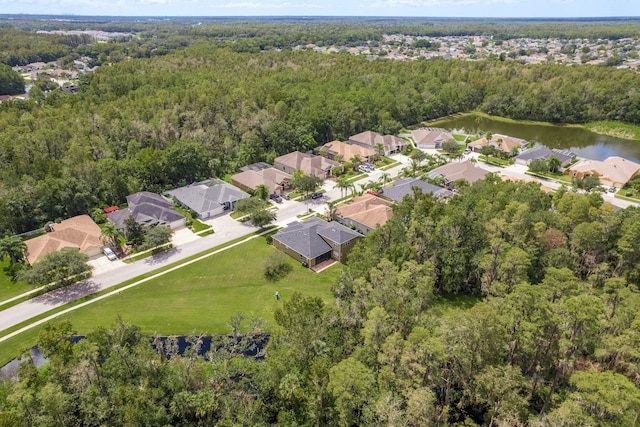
[1,150,635,334]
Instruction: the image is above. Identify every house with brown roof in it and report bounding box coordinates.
[25,215,103,265]
[318,140,377,162]
[348,131,408,156]
[468,134,528,156]
[231,167,292,195]
[427,161,491,187]
[334,195,394,234]
[411,128,455,149]
[274,151,340,179]
[565,156,640,188]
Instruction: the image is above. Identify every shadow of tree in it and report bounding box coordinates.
[34,280,102,306]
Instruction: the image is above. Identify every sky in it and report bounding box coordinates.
[0,0,638,18]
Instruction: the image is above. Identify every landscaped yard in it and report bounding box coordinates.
[526,170,573,184]
[0,258,32,303]
[55,236,340,335]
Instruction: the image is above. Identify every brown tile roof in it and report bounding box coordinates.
[334,195,394,230]
[427,161,491,184]
[468,133,528,153]
[320,140,376,162]
[274,151,340,178]
[349,131,407,153]
[568,156,640,186]
[231,167,291,193]
[411,128,454,147]
[25,215,103,265]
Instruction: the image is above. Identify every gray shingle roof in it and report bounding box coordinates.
[166,180,249,215]
[516,145,575,163]
[108,192,184,227]
[384,178,449,202]
[273,217,362,260]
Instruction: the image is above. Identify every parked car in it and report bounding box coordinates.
[358,166,370,173]
[609,186,617,193]
[270,193,283,203]
[363,163,375,170]
[311,191,324,199]
[281,192,290,200]
[463,148,472,155]
[103,247,117,261]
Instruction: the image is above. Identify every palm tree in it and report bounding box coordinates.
[547,155,562,173]
[0,235,26,264]
[351,154,362,170]
[379,172,391,187]
[254,184,270,201]
[100,221,123,249]
[373,142,385,161]
[335,177,350,198]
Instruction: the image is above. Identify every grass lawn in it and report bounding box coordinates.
[55,237,341,336]
[526,170,572,184]
[0,258,32,303]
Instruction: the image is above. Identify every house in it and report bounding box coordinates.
[318,140,377,162]
[348,131,409,156]
[239,162,273,172]
[411,127,455,149]
[383,177,452,203]
[272,217,363,268]
[334,194,394,234]
[427,161,491,187]
[565,156,640,188]
[231,167,292,195]
[274,151,340,179]
[108,191,186,229]
[515,145,576,167]
[25,215,103,265]
[468,133,528,156]
[166,179,250,219]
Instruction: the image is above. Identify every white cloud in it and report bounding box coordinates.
[216,1,319,8]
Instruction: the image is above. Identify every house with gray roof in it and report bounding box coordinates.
[107,191,186,230]
[272,217,363,268]
[515,145,576,167]
[383,178,452,203]
[166,179,250,219]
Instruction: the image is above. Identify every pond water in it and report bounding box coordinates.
[434,115,640,162]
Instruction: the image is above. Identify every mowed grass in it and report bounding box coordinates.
[0,258,32,303]
[55,237,341,336]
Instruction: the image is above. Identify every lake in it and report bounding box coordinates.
[432,115,640,162]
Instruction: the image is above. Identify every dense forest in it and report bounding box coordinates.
[2,180,640,425]
[2,44,640,234]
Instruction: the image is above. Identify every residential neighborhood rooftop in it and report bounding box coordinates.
[384,177,451,202]
[427,160,491,185]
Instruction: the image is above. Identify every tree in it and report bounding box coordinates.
[0,64,25,95]
[328,357,376,427]
[263,250,293,281]
[234,197,268,214]
[290,175,323,200]
[573,175,601,192]
[379,172,391,187]
[249,209,276,228]
[18,249,91,287]
[254,184,269,201]
[123,215,145,246]
[142,225,173,251]
[373,143,385,160]
[442,139,460,156]
[547,155,562,172]
[529,159,549,173]
[0,235,26,264]
[335,176,350,198]
[409,149,427,166]
[351,154,363,170]
[100,221,123,249]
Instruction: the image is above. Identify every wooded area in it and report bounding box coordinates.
[2,43,640,234]
[2,180,640,425]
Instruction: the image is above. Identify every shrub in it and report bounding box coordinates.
[263,251,293,282]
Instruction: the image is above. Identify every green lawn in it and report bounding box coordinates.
[55,237,341,336]
[0,258,32,303]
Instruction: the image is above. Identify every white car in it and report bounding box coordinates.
[103,247,117,261]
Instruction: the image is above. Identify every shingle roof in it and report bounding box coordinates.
[568,156,640,186]
[516,145,574,163]
[273,217,362,260]
[334,195,394,230]
[231,168,291,193]
[468,134,528,153]
[274,151,340,178]
[166,180,249,215]
[108,192,184,227]
[348,131,407,153]
[320,140,376,161]
[384,178,450,202]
